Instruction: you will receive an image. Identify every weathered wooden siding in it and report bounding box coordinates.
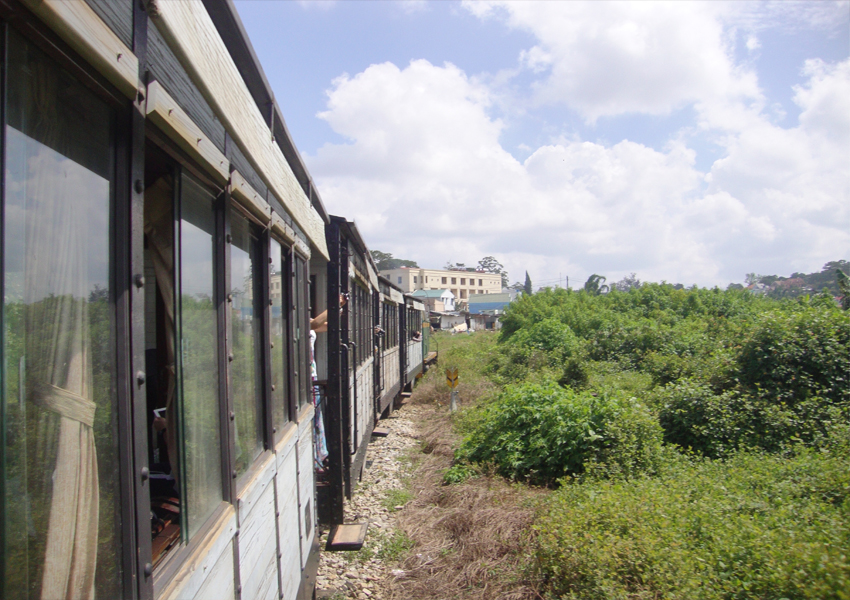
[407,339,423,379]
[83,0,132,48]
[238,455,279,600]
[349,358,374,456]
[150,0,329,258]
[194,540,236,600]
[296,408,316,567]
[159,509,238,600]
[275,429,301,600]
[229,134,269,205]
[380,346,400,413]
[159,410,316,600]
[148,18,227,154]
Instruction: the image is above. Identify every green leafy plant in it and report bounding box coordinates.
[456,383,664,485]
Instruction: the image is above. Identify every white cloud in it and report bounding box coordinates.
[463,1,761,122]
[746,35,761,51]
[307,10,849,288]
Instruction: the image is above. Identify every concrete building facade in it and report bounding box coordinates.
[380,267,502,300]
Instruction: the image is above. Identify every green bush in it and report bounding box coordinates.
[737,307,850,406]
[536,447,850,600]
[455,383,664,485]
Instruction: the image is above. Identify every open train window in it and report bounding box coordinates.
[294,254,310,411]
[270,238,291,437]
[144,146,223,568]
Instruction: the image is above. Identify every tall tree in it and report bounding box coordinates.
[523,271,533,296]
[371,250,418,271]
[478,255,509,288]
[584,274,609,295]
[614,272,641,292]
[837,268,850,310]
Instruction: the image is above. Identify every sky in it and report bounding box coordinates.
[234,0,850,289]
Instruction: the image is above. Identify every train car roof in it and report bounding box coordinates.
[201,0,329,225]
[329,215,380,289]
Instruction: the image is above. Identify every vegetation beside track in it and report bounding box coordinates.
[389,285,850,599]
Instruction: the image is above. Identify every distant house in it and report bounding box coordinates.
[467,292,515,315]
[431,312,467,331]
[410,288,455,312]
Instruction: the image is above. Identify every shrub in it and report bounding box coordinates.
[455,383,664,485]
[737,307,850,406]
[535,447,850,600]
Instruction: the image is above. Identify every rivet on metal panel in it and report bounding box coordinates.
[230,411,235,421]
[271,384,276,391]
[232,470,237,479]
[134,274,145,288]
[136,371,145,386]
[228,354,234,362]
[227,293,233,302]
[270,342,274,349]
[140,467,149,481]
[144,563,152,577]
[134,179,144,194]
[226,233,232,244]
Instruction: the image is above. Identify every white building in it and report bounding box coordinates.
[380,267,501,300]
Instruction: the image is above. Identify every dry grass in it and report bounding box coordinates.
[384,351,550,600]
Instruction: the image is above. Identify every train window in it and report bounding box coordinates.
[294,255,309,410]
[270,238,290,435]
[176,173,223,539]
[229,208,264,479]
[2,29,123,598]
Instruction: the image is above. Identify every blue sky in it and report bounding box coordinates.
[236,1,849,288]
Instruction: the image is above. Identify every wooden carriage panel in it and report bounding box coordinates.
[238,481,279,600]
[297,407,316,567]
[193,539,236,600]
[276,439,301,600]
[237,454,279,600]
[159,508,238,600]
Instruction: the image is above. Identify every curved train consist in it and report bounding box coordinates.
[0,1,427,599]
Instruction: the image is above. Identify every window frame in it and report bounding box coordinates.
[227,200,270,488]
[0,15,142,598]
[269,234,294,444]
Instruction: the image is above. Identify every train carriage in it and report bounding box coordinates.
[0,1,330,599]
[0,1,429,597]
[402,296,428,388]
[321,216,381,525]
[375,277,404,417]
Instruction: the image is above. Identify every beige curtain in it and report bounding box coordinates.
[24,139,99,600]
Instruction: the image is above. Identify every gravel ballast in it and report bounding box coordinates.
[315,404,423,600]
